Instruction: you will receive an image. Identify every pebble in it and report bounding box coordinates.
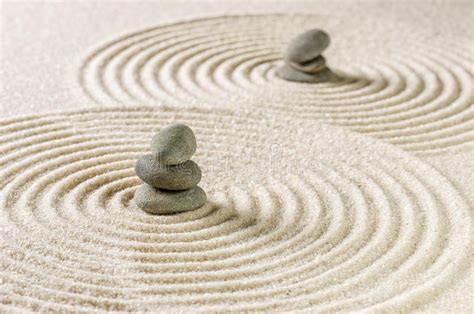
[134,184,207,214]
[285,29,330,64]
[135,154,201,190]
[289,55,326,73]
[151,124,197,165]
[277,64,334,83]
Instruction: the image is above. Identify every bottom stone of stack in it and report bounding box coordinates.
[276,64,334,83]
[288,55,326,73]
[134,184,207,214]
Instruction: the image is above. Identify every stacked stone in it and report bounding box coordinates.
[134,124,207,214]
[277,28,332,83]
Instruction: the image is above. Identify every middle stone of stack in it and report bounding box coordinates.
[134,124,207,214]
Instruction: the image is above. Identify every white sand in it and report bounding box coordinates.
[1,0,473,312]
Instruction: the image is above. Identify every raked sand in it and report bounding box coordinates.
[1,1,473,312]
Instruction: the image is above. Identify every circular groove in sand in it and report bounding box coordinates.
[79,15,474,153]
[1,107,471,312]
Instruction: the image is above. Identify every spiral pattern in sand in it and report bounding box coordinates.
[1,106,471,312]
[79,14,474,154]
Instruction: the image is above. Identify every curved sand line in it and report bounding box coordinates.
[79,15,474,154]
[1,106,471,312]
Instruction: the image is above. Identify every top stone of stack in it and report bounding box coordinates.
[151,124,197,165]
[284,29,330,64]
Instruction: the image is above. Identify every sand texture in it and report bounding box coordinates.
[1,0,473,312]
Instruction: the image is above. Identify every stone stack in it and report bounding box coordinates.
[134,124,207,214]
[277,28,332,83]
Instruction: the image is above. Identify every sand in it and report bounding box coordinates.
[1,0,473,312]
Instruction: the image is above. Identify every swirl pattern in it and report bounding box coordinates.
[1,107,471,312]
[79,14,474,154]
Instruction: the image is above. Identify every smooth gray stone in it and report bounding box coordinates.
[289,55,326,73]
[134,184,207,214]
[285,29,330,64]
[277,64,333,83]
[151,124,197,165]
[135,154,201,190]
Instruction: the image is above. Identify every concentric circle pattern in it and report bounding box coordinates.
[0,107,471,312]
[79,14,474,154]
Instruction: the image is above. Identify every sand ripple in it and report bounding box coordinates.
[1,107,471,312]
[79,15,474,154]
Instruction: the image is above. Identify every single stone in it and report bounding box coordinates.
[277,64,334,83]
[151,124,197,165]
[285,29,330,64]
[135,154,201,190]
[289,55,326,73]
[134,184,207,214]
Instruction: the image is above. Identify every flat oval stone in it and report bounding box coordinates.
[151,124,196,165]
[134,184,207,214]
[135,154,201,190]
[277,64,334,83]
[289,55,326,73]
[285,29,330,64]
